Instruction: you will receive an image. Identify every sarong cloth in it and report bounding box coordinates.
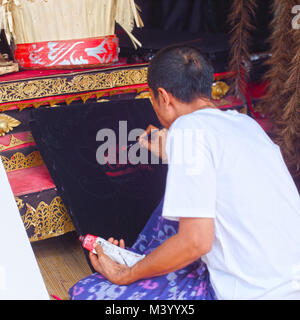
[69,198,217,300]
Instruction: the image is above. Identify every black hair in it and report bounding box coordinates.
[147,45,214,103]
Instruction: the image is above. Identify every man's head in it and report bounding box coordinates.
[147,45,215,128]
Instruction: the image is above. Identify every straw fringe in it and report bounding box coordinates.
[260,0,298,119]
[0,0,143,48]
[259,0,300,175]
[273,28,300,176]
[227,0,257,100]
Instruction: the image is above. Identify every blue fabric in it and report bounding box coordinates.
[69,198,216,300]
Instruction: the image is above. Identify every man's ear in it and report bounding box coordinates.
[157,87,170,108]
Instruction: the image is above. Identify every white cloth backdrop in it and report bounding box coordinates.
[0,158,49,300]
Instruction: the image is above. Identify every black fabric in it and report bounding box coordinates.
[134,0,222,33]
[30,99,167,247]
[134,0,272,38]
[118,0,272,73]
[118,29,231,73]
[119,29,230,54]
[0,30,14,60]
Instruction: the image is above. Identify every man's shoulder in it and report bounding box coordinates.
[170,109,216,129]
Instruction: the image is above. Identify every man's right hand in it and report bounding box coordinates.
[138,124,168,162]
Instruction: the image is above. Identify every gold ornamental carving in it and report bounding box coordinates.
[1,151,44,172]
[0,114,21,136]
[0,67,148,103]
[21,196,75,242]
[15,196,25,210]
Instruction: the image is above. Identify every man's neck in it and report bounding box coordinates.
[176,98,216,118]
[192,98,216,111]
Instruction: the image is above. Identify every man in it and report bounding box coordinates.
[89,45,300,299]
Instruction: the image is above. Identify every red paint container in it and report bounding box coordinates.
[79,234,145,267]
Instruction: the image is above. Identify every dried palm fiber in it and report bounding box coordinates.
[259,0,300,176]
[260,0,298,119]
[227,0,257,100]
[116,0,143,49]
[273,27,300,176]
[0,0,143,47]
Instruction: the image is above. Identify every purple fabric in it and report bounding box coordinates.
[69,198,216,300]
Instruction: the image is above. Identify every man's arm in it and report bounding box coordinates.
[89,217,214,285]
[138,124,168,161]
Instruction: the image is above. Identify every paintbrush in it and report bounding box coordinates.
[121,126,164,151]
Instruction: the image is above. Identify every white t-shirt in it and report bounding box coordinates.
[162,108,300,300]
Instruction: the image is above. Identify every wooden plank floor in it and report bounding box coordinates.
[31,232,92,300]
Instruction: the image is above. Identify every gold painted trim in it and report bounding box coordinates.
[135,91,151,99]
[1,64,149,84]
[1,151,44,172]
[0,67,148,104]
[20,196,75,242]
[15,196,25,210]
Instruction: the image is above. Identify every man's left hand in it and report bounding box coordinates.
[89,244,132,285]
